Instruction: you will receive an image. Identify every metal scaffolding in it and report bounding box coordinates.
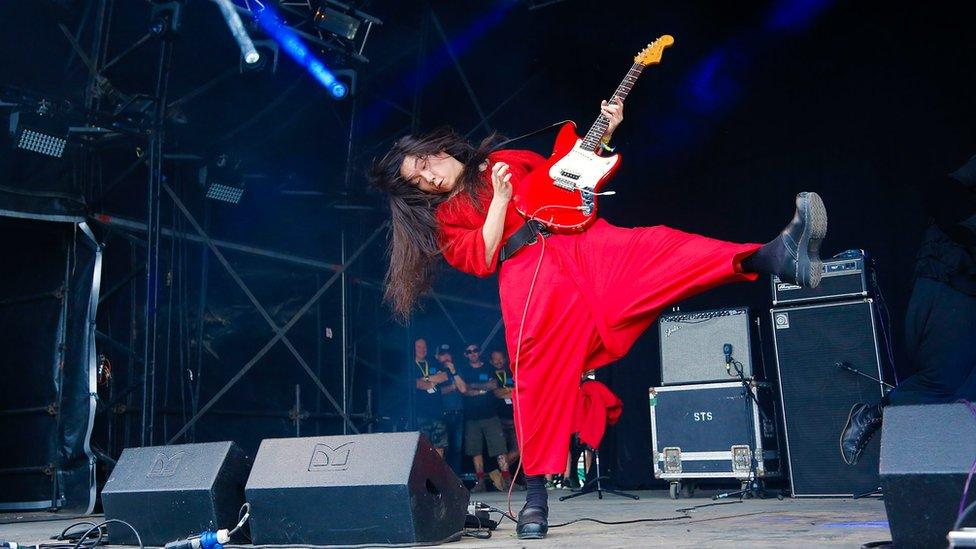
[53,0,535,461]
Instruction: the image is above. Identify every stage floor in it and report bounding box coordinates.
[0,488,889,548]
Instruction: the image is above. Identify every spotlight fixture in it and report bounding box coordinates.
[241,40,279,73]
[199,154,245,204]
[149,1,183,38]
[331,69,357,100]
[214,0,260,66]
[313,5,361,41]
[9,101,68,158]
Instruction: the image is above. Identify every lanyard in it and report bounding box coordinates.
[416,360,430,378]
[495,370,508,385]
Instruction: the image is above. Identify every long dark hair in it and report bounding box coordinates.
[369,127,503,320]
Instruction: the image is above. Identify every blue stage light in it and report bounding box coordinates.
[331,82,347,99]
[252,5,348,99]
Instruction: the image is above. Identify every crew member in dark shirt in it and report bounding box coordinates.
[490,350,521,476]
[459,344,511,492]
[841,154,976,465]
[435,344,466,474]
[412,338,451,457]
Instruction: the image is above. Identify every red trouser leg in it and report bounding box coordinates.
[499,220,761,475]
[576,221,761,360]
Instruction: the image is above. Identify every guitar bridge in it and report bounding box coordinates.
[553,169,581,192]
[553,178,575,191]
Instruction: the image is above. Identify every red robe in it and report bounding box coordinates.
[574,380,623,450]
[435,149,760,475]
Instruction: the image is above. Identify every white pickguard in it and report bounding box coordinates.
[548,139,617,191]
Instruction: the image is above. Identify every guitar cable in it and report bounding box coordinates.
[503,201,602,517]
[507,225,547,519]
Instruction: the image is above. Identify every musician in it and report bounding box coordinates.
[841,154,976,465]
[370,98,828,539]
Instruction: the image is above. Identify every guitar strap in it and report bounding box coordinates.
[486,120,571,153]
[489,120,570,264]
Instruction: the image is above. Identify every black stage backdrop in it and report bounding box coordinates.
[1,1,974,491]
[0,217,100,512]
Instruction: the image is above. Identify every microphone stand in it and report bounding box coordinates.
[836,361,895,390]
[713,352,784,501]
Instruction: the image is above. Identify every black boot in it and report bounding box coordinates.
[516,505,549,540]
[743,192,828,288]
[518,475,549,540]
[840,403,883,465]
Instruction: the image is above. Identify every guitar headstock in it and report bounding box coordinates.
[634,35,675,66]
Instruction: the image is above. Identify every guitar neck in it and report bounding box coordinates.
[580,62,646,151]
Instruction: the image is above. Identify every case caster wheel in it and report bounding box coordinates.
[669,482,680,499]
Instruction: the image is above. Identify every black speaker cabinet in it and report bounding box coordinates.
[770,299,887,496]
[880,403,976,548]
[101,441,250,545]
[245,432,469,546]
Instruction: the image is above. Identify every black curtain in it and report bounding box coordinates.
[0,217,100,513]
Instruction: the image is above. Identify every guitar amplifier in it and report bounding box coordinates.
[659,307,753,385]
[771,250,869,305]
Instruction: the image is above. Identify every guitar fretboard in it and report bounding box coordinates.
[580,62,646,152]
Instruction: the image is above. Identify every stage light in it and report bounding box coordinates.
[313,5,361,41]
[254,6,349,100]
[214,0,261,67]
[241,40,279,73]
[149,1,182,38]
[206,182,245,204]
[9,103,68,158]
[199,154,245,204]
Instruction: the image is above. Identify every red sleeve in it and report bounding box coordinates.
[438,203,500,277]
[436,149,547,277]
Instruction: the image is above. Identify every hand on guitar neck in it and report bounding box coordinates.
[599,98,624,146]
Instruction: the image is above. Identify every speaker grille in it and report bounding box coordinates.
[659,307,753,384]
[770,299,886,496]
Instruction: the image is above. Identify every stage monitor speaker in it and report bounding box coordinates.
[880,403,976,548]
[769,299,886,496]
[659,306,754,384]
[245,432,469,546]
[101,441,250,546]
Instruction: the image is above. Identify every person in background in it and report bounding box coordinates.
[491,349,523,490]
[841,154,976,465]
[411,338,457,458]
[458,344,512,492]
[435,343,466,474]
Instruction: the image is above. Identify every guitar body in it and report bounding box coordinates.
[512,121,621,233]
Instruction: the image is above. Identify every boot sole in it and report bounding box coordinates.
[517,532,547,540]
[796,192,828,288]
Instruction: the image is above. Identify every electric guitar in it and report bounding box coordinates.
[512,35,674,233]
